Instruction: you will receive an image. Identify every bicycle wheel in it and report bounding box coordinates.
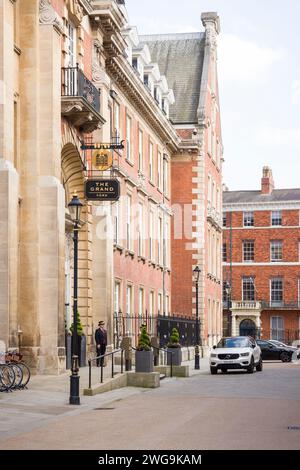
[10,363,23,389]
[19,362,31,387]
[0,364,15,391]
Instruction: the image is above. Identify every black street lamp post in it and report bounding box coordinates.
[225,281,232,337]
[193,266,201,370]
[68,192,83,406]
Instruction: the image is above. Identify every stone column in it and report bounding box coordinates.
[231,314,237,337]
[37,5,65,374]
[0,0,20,349]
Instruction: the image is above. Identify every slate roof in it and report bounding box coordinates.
[139,33,205,124]
[223,189,300,204]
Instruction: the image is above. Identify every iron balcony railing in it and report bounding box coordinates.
[61,65,100,113]
[261,301,300,310]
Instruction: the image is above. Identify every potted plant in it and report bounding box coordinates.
[167,328,182,366]
[70,311,86,367]
[135,325,153,373]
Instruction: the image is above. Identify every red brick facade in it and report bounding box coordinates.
[223,168,300,343]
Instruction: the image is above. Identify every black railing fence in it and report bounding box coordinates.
[61,65,100,112]
[113,312,197,349]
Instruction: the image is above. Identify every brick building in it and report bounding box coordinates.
[0,0,222,370]
[144,14,224,353]
[223,167,300,344]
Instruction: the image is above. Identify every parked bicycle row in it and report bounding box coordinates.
[0,351,31,392]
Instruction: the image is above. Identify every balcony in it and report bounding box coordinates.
[61,66,105,133]
[261,301,300,310]
[232,301,262,310]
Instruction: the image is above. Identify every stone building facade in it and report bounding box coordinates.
[223,167,300,343]
[0,0,223,373]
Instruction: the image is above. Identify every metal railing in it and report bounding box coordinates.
[88,349,124,389]
[61,65,100,112]
[261,301,300,310]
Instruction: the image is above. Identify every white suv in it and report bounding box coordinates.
[210,336,262,374]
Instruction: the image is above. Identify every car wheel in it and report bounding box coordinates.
[256,357,263,372]
[247,357,255,374]
[280,352,290,363]
[210,367,218,375]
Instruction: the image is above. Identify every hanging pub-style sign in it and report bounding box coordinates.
[85,179,120,201]
[92,149,113,171]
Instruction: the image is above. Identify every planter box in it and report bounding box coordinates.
[167,348,182,366]
[135,350,154,373]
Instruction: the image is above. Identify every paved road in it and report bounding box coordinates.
[0,361,300,450]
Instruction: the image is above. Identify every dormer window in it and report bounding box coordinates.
[132,58,138,70]
[144,74,149,87]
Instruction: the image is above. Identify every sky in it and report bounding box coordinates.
[125,0,300,191]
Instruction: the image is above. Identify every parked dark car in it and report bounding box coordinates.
[256,340,294,362]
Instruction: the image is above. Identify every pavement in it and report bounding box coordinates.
[0,359,300,450]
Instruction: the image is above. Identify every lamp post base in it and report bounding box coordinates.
[69,355,80,405]
[69,375,80,405]
[194,345,200,370]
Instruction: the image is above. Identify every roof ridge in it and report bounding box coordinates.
[139,32,204,42]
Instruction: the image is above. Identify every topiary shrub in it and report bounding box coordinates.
[167,328,181,348]
[70,311,84,337]
[137,326,151,351]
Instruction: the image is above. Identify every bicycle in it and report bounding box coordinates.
[6,351,31,389]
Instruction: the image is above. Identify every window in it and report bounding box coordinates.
[271,317,284,341]
[271,278,283,307]
[138,203,144,257]
[149,291,155,316]
[271,211,282,226]
[126,285,133,335]
[157,151,162,189]
[243,240,254,262]
[208,174,212,205]
[212,180,216,209]
[149,210,154,261]
[158,293,163,315]
[114,102,120,140]
[163,156,169,196]
[114,281,121,314]
[164,218,170,268]
[243,277,255,301]
[222,243,227,262]
[126,285,133,316]
[144,74,149,87]
[138,129,143,172]
[244,211,254,227]
[270,240,283,262]
[126,195,132,251]
[223,212,227,227]
[132,58,138,70]
[157,216,163,265]
[114,200,120,245]
[67,22,76,67]
[165,295,170,316]
[138,287,144,316]
[149,142,154,182]
[126,115,132,162]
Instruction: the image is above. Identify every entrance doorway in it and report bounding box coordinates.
[239,319,256,338]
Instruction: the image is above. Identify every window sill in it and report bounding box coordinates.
[138,255,146,263]
[125,249,135,258]
[125,158,134,167]
[148,260,156,268]
[114,244,124,253]
[149,180,156,187]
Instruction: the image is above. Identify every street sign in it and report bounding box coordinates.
[85,179,120,201]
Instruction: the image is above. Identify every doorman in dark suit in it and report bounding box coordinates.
[95,321,107,367]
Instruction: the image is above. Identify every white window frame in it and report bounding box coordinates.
[114,101,120,141]
[270,278,283,307]
[114,199,120,245]
[149,209,154,261]
[138,287,144,316]
[271,210,282,226]
[270,240,283,262]
[149,141,154,182]
[114,280,121,315]
[243,240,255,262]
[126,114,132,162]
[138,129,143,172]
[138,202,144,257]
[242,277,255,301]
[270,316,284,341]
[244,211,254,227]
[126,194,132,251]
[157,150,162,190]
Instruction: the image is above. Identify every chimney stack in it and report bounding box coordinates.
[261,166,274,195]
